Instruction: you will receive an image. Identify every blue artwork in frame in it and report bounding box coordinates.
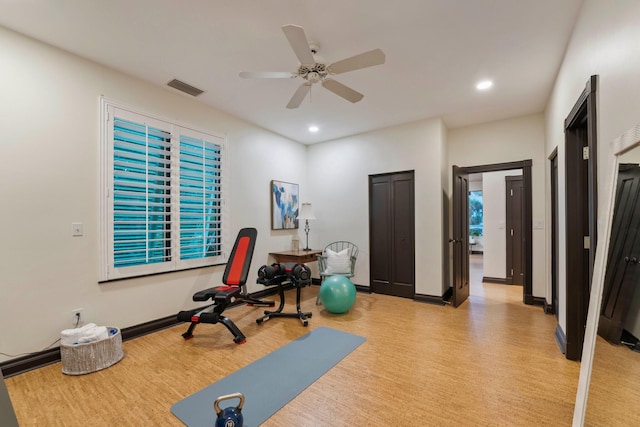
[271,180,299,230]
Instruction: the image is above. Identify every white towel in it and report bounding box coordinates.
[61,323,112,345]
[77,326,109,344]
[60,323,97,345]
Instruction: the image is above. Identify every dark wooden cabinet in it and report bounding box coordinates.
[369,171,415,298]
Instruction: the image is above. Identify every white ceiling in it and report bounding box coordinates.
[0,0,583,144]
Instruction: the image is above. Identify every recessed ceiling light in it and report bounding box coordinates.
[308,125,319,133]
[476,80,493,91]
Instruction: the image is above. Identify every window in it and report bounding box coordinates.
[469,190,483,237]
[100,99,227,281]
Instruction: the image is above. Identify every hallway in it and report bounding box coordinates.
[470,252,485,294]
[468,252,523,300]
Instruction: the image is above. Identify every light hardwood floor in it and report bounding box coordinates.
[6,256,582,426]
[584,336,640,426]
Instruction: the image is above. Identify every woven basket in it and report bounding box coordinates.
[61,327,124,375]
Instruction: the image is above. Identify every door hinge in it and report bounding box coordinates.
[510,228,514,237]
[584,236,590,249]
[511,268,514,276]
[583,146,589,160]
[510,189,513,196]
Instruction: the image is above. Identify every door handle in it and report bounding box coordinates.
[448,238,460,243]
[625,256,638,264]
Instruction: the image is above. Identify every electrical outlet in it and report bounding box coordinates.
[71,222,83,236]
[71,308,84,326]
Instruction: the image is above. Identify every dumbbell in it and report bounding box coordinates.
[291,264,311,281]
[257,263,286,280]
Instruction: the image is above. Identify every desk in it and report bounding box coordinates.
[269,249,322,264]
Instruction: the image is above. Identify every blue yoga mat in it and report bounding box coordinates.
[171,326,366,426]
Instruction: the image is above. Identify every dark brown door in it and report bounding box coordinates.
[369,171,415,298]
[563,75,598,361]
[551,151,559,317]
[452,165,470,307]
[598,164,640,343]
[506,176,524,285]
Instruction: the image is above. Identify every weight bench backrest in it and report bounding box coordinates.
[223,227,257,287]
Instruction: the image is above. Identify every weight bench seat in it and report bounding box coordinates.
[192,286,242,304]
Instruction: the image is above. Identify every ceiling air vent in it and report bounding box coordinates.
[167,79,204,97]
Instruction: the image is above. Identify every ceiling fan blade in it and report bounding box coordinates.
[239,71,296,79]
[282,25,315,66]
[328,49,386,75]
[286,83,312,109]
[322,79,364,103]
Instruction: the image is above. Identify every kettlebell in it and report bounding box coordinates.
[214,392,244,427]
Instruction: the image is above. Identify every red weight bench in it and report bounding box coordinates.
[177,227,274,344]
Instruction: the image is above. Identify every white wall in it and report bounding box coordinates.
[448,114,547,296]
[469,180,482,191]
[306,119,448,297]
[544,0,640,337]
[0,26,307,362]
[469,181,482,191]
[482,170,522,280]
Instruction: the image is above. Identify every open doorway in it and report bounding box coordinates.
[451,160,533,306]
[467,174,484,298]
[467,170,525,295]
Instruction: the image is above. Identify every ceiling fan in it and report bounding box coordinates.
[239,25,386,109]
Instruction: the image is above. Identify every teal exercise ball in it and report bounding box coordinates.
[319,276,356,314]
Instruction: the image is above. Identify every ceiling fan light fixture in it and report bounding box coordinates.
[241,24,385,108]
[307,72,320,83]
[476,80,493,91]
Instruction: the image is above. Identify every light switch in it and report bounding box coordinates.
[533,220,544,230]
[72,222,83,236]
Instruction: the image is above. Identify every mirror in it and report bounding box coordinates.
[574,125,640,426]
